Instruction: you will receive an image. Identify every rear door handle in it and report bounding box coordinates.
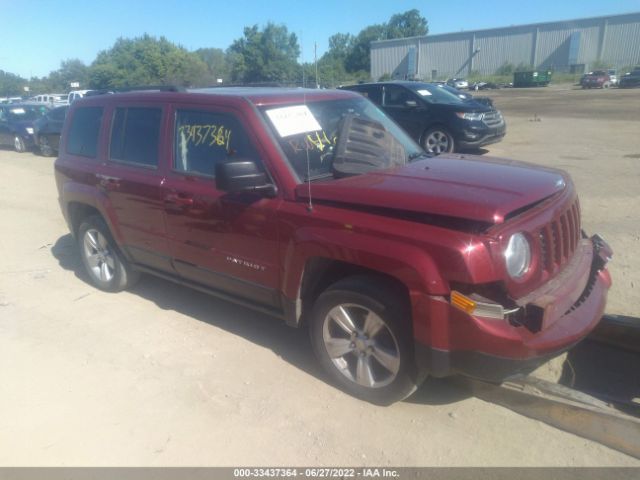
[164,192,194,207]
[96,174,121,190]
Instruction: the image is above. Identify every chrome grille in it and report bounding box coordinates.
[482,111,503,127]
[537,200,581,275]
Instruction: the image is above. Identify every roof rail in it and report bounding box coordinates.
[84,85,186,96]
[203,82,294,88]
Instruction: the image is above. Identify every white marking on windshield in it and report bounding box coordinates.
[265,105,322,137]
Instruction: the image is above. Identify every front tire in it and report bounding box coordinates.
[14,136,26,153]
[78,215,139,292]
[422,127,454,155]
[309,276,421,405]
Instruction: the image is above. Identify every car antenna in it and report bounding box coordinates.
[302,59,313,213]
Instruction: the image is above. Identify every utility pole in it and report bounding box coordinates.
[314,42,319,89]
[300,31,305,88]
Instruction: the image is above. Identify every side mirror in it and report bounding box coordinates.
[215,160,276,197]
[405,100,418,108]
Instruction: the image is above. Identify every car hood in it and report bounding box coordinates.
[11,119,36,131]
[295,155,568,225]
[429,102,492,113]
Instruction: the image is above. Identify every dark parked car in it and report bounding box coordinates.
[34,105,69,156]
[0,103,50,152]
[54,87,611,404]
[581,70,612,89]
[619,68,640,88]
[340,81,505,154]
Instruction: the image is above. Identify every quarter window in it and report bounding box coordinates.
[66,107,103,158]
[174,110,258,177]
[358,86,383,104]
[109,107,162,167]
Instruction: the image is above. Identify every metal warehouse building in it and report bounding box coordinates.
[371,12,640,80]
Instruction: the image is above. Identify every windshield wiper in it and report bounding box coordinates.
[304,172,334,182]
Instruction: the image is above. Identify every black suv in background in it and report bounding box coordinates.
[340,81,506,154]
[33,105,68,156]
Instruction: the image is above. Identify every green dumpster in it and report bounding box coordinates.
[513,70,552,87]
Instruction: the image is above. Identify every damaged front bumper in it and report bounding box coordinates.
[414,234,613,382]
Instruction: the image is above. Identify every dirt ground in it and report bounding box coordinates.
[0,85,639,466]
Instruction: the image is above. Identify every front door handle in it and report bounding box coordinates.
[164,192,194,207]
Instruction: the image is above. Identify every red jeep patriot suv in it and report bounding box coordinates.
[54,87,612,404]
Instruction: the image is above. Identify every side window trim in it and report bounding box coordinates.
[66,106,103,159]
[107,105,163,170]
[169,106,262,180]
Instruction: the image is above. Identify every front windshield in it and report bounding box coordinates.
[407,83,467,105]
[8,105,48,121]
[261,96,424,182]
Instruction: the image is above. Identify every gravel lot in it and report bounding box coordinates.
[0,85,638,466]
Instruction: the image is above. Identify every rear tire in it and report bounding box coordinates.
[39,136,54,157]
[309,276,421,405]
[78,215,139,292]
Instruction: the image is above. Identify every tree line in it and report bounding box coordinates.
[1,9,427,96]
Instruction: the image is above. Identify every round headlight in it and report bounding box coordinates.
[505,233,531,279]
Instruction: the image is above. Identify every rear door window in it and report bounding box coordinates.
[383,85,414,107]
[173,109,259,177]
[109,107,162,167]
[66,107,103,158]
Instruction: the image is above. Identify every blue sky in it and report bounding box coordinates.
[2,0,639,78]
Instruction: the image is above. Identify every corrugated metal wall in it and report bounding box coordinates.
[371,38,419,79]
[603,13,640,68]
[419,33,471,80]
[474,28,534,74]
[371,12,640,79]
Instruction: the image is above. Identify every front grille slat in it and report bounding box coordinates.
[560,213,570,260]
[482,112,503,127]
[537,199,581,277]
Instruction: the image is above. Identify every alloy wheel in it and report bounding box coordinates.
[322,303,401,388]
[424,130,451,154]
[82,228,116,283]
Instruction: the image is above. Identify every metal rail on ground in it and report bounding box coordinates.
[467,314,640,459]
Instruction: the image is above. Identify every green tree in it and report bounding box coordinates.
[385,9,428,39]
[325,33,354,62]
[194,47,228,83]
[88,34,208,89]
[0,70,27,97]
[345,24,386,73]
[341,9,428,74]
[227,23,300,83]
[47,59,90,91]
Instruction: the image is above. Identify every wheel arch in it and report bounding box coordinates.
[281,228,447,329]
[298,258,412,328]
[60,183,123,244]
